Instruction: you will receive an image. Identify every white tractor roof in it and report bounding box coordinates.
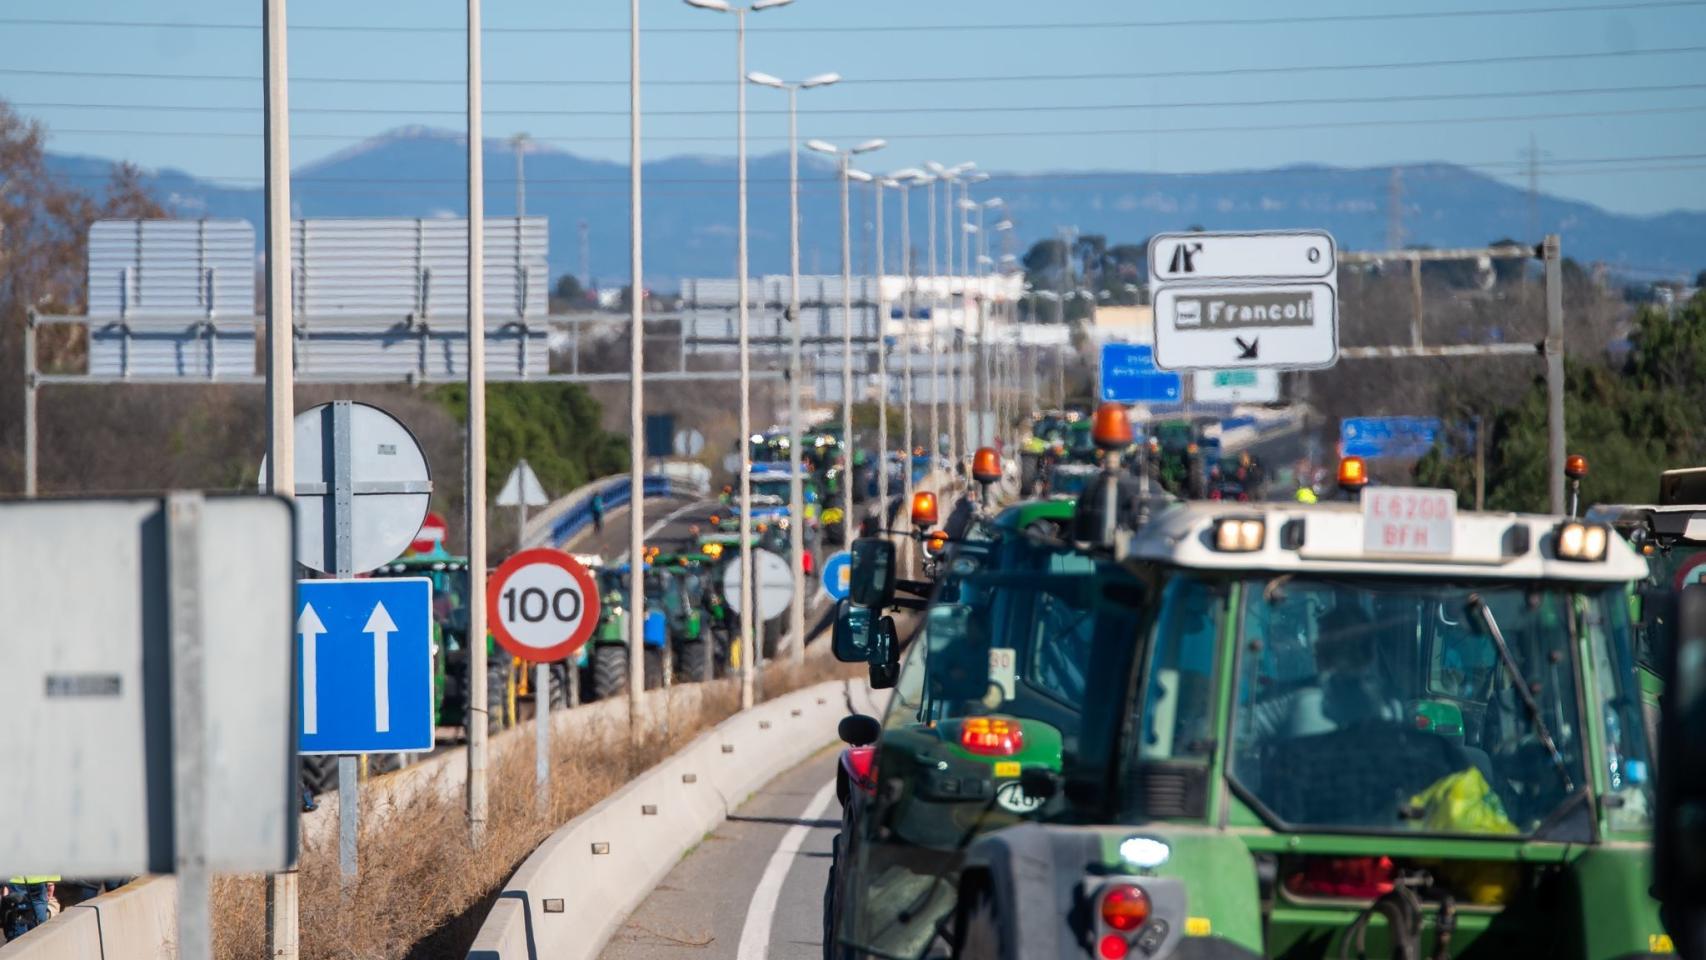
[1117,500,1647,582]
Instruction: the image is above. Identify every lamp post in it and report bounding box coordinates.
[807,137,885,548]
[873,175,890,520]
[926,160,975,482]
[887,169,925,570]
[685,0,794,708]
[747,70,837,662]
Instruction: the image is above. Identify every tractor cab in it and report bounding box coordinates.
[938,464,1664,960]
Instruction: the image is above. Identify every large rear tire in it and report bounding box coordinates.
[644,646,665,690]
[486,658,510,735]
[676,639,710,683]
[548,662,571,709]
[301,755,339,795]
[592,644,628,700]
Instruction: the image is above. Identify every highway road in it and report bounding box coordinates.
[562,493,722,562]
[599,746,844,960]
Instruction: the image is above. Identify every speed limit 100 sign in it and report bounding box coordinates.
[487,549,601,663]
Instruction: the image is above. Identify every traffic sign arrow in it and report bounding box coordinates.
[298,602,327,735]
[1236,336,1259,360]
[363,602,398,733]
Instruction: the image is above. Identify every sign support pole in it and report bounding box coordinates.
[626,0,648,737]
[1543,234,1566,516]
[23,310,37,497]
[261,0,299,949]
[167,493,212,960]
[327,402,361,889]
[466,0,491,847]
[535,660,549,814]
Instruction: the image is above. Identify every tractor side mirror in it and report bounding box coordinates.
[849,537,898,610]
[868,615,901,689]
[838,713,882,747]
[1656,582,1706,943]
[831,599,875,663]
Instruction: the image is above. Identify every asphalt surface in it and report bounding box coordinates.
[598,745,844,960]
[564,495,722,562]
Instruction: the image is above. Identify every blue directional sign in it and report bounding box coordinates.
[297,578,434,755]
[821,550,853,601]
[1099,343,1182,403]
[1341,417,1443,460]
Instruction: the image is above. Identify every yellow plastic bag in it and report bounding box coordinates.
[1410,767,1517,835]
[1411,767,1521,905]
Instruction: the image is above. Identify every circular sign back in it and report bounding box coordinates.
[722,548,795,622]
[487,548,602,663]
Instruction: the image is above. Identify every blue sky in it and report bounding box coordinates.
[4,0,1706,215]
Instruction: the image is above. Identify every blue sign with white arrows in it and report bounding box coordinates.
[1099,343,1182,403]
[297,578,434,755]
[821,550,853,601]
[1340,416,1443,460]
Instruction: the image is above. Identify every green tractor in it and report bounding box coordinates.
[368,553,518,736]
[581,564,671,700]
[921,495,1658,959]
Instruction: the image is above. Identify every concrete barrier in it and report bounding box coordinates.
[466,676,883,960]
[0,876,177,960]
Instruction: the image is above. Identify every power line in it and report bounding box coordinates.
[17,81,1706,120]
[4,43,1702,89]
[2,1,1702,35]
[37,102,1706,144]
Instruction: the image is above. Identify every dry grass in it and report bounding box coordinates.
[211,656,859,960]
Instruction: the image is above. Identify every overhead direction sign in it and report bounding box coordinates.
[1099,343,1182,404]
[487,548,601,662]
[298,578,434,756]
[1147,230,1339,373]
[821,549,853,601]
[1193,368,1281,404]
[1341,416,1443,460]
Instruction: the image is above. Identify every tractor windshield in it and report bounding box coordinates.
[1225,576,1650,837]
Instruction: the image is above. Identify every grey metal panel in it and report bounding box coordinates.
[0,496,295,875]
[88,317,259,378]
[290,317,548,382]
[291,217,547,320]
[88,219,256,318]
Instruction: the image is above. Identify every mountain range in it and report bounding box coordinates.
[46,126,1705,288]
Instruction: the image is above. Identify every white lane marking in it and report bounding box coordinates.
[616,499,716,563]
[735,778,840,960]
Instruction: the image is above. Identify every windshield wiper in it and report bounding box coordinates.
[1467,594,1576,793]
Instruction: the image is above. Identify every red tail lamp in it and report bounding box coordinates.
[972,447,1001,485]
[1565,454,1588,480]
[959,716,1024,756]
[1091,402,1134,450]
[910,490,940,528]
[1338,456,1369,493]
[1099,884,1151,932]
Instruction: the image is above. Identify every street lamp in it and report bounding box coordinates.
[684,0,794,708]
[807,137,885,548]
[926,160,975,480]
[747,67,838,664]
[887,169,926,571]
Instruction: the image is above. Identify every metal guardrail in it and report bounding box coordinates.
[521,470,711,552]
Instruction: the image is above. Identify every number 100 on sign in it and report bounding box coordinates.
[487,548,602,662]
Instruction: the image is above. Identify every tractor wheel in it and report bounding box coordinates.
[676,639,710,683]
[366,752,403,776]
[548,662,571,710]
[644,646,665,690]
[955,888,1003,960]
[592,644,628,700]
[485,658,510,735]
[301,755,339,795]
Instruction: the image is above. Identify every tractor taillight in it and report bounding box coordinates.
[1098,934,1129,959]
[1099,883,1150,932]
[959,717,1024,756]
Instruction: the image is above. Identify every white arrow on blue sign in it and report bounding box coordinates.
[821,550,853,601]
[298,577,434,755]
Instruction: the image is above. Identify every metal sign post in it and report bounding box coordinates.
[487,549,601,815]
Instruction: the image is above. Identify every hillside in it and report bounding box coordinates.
[46,127,1706,287]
